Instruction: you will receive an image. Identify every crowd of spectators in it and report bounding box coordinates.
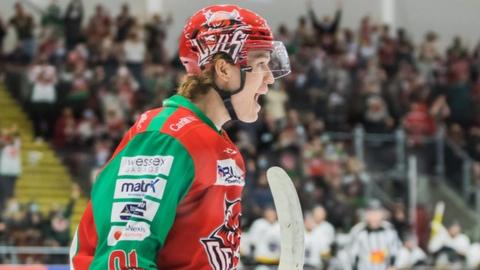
[1,0,480,267]
[0,124,21,211]
[0,187,80,264]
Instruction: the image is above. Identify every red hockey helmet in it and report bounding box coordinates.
[179,5,290,79]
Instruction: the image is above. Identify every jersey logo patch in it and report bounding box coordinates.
[201,197,242,270]
[114,178,166,199]
[107,222,151,246]
[111,200,160,223]
[118,155,173,176]
[169,116,197,131]
[136,112,149,131]
[216,159,244,186]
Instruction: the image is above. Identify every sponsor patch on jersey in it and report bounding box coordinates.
[111,200,160,223]
[169,116,197,131]
[216,159,244,186]
[107,222,151,246]
[118,155,173,176]
[136,112,149,131]
[114,178,166,199]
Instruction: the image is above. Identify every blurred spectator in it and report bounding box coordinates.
[115,4,135,43]
[377,26,397,79]
[144,13,171,65]
[396,28,415,65]
[93,138,111,169]
[28,54,57,138]
[104,107,127,144]
[306,0,342,54]
[395,235,427,269]
[76,109,98,147]
[442,46,474,128]
[86,4,111,52]
[9,2,35,60]
[291,16,312,53]
[343,157,370,185]
[403,101,437,144]
[418,31,441,83]
[265,81,288,123]
[0,13,6,56]
[53,107,77,148]
[0,217,7,262]
[0,125,21,208]
[123,31,145,87]
[40,0,62,38]
[467,126,480,161]
[63,0,84,50]
[357,25,377,64]
[65,60,92,116]
[114,66,139,114]
[362,95,394,133]
[428,221,470,268]
[447,36,468,60]
[390,201,409,241]
[249,173,274,217]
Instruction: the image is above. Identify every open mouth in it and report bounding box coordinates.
[254,93,266,107]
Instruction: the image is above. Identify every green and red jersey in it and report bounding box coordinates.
[70,95,246,270]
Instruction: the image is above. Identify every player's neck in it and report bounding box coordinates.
[193,89,231,129]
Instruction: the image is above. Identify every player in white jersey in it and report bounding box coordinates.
[428,221,470,268]
[304,212,324,269]
[395,235,427,269]
[312,205,335,261]
[248,207,281,269]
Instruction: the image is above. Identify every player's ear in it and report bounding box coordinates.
[214,58,234,83]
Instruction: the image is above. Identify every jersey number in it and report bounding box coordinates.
[108,250,139,270]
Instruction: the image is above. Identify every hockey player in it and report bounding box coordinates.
[69,4,290,270]
[304,212,323,269]
[248,207,281,269]
[395,235,427,269]
[428,220,470,268]
[311,205,335,262]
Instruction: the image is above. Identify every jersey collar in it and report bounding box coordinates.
[163,95,221,133]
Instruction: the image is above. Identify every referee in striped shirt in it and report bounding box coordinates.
[349,200,401,270]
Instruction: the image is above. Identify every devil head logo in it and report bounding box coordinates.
[204,9,243,29]
[201,196,242,270]
[223,199,242,232]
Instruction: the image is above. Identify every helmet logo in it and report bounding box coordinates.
[191,28,248,67]
[204,9,242,28]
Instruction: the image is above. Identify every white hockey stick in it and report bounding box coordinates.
[266,166,304,270]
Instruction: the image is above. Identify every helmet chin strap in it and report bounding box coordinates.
[212,68,248,123]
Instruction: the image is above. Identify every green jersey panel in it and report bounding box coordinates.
[89,131,194,270]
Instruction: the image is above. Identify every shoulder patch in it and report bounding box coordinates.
[161,108,205,137]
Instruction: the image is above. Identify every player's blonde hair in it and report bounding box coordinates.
[178,53,233,100]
